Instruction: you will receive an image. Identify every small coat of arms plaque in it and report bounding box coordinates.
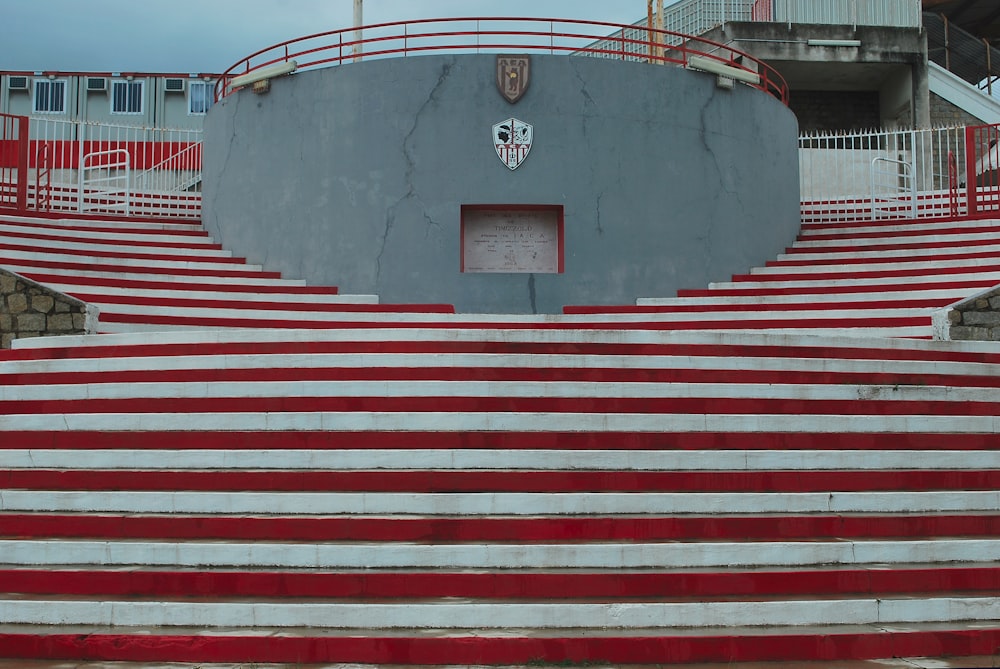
[493,118,533,170]
[496,55,530,104]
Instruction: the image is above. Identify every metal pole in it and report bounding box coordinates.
[353,0,363,63]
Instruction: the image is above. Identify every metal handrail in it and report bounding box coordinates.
[870,156,917,220]
[215,16,789,105]
[79,148,131,216]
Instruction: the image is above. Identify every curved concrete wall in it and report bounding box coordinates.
[202,54,799,313]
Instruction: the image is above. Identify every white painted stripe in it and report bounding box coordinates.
[799,220,1000,237]
[42,282,378,306]
[2,490,996,515]
[638,288,974,305]
[93,322,932,339]
[708,271,1000,290]
[9,326,991,354]
[1,597,997,629]
[89,302,937,323]
[2,412,993,434]
[0,223,219,247]
[750,257,1000,275]
[0,214,203,232]
[0,249,263,272]
[0,262,308,286]
[1,449,994,471]
[3,538,997,568]
[0,236,234,258]
[776,242,1000,262]
[2,379,992,403]
[3,350,995,378]
[791,231,1000,248]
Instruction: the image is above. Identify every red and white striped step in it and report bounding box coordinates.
[1,327,998,665]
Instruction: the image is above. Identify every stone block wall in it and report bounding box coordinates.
[1,268,98,348]
[932,284,1000,341]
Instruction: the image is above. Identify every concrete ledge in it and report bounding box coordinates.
[0,268,99,349]
[932,284,1000,341]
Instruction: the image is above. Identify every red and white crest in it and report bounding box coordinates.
[493,117,533,171]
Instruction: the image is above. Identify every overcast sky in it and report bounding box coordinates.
[1,1,668,74]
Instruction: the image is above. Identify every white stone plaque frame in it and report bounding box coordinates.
[460,205,564,274]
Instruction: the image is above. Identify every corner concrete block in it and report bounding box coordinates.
[31,295,56,314]
[7,293,28,314]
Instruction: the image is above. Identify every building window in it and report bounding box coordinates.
[188,81,214,115]
[33,79,66,114]
[111,80,144,114]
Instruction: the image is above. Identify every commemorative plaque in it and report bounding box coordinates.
[461,205,563,274]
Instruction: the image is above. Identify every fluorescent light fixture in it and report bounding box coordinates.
[807,39,861,47]
[229,60,298,90]
[687,55,761,86]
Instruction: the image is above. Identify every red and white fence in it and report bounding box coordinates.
[0,115,202,219]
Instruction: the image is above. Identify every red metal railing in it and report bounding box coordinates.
[0,112,29,211]
[35,142,52,213]
[216,17,789,105]
[965,123,1000,218]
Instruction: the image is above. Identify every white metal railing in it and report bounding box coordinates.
[751,0,921,29]
[799,125,968,222]
[26,116,203,218]
[870,156,916,219]
[80,149,130,216]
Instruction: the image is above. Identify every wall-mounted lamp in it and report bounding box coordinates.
[807,39,862,47]
[229,60,298,92]
[687,55,761,86]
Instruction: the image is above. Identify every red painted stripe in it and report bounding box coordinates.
[1,628,998,664]
[0,219,209,237]
[0,256,283,278]
[18,271,338,294]
[676,278,995,296]
[3,513,1000,541]
[3,340,998,365]
[2,395,985,416]
[1,566,997,598]
[786,237,1000,253]
[0,228,221,250]
[767,250,1000,267]
[4,430,997,451]
[0,206,203,226]
[730,264,1000,281]
[97,311,931,330]
[5,469,999,493]
[7,366,997,389]
[798,223,1000,241]
[68,292,455,313]
[0,240,245,263]
[563,297,954,314]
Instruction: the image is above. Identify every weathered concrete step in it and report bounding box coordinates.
[0,221,218,246]
[5,538,1000,569]
[1,623,998,666]
[788,230,1000,250]
[4,468,998,492]
[5,264,298,285]
[679,277,994,297]
[3,490,998,516]
[571,296,956,313]
[4,512,998,541]
[4,448,998,471]
[2,596,999,629]
[709,272,1000,290]
[775,242,1000,262]
[0,250,265,273]
[761,254,1000,273]
[0,213,207,233]
[798,219,1000,238]
[4,565,998,599]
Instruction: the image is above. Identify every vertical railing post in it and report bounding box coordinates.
[965,125,978,217]
[15,115,29,211]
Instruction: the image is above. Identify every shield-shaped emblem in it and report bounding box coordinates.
[493,118,533,170]
[496,55,530,104]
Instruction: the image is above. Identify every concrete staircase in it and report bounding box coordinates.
[1,210,1000,666]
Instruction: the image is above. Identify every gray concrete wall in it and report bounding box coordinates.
[202,54,799,313]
